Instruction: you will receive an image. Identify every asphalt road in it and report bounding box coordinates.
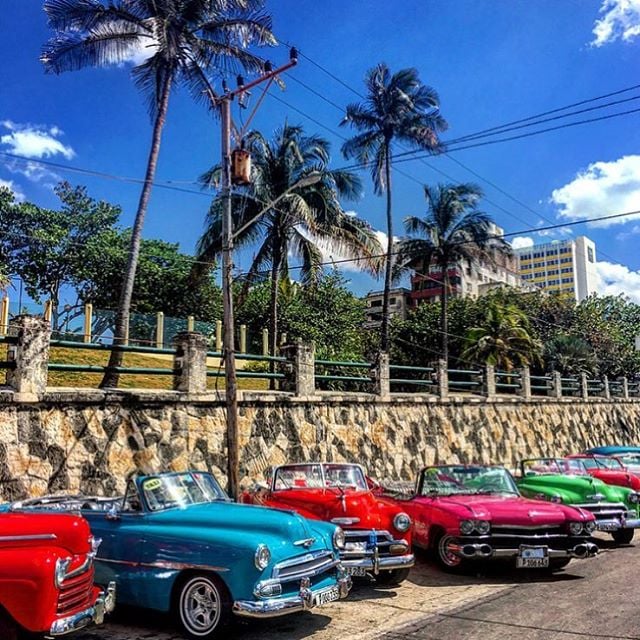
[77,533,640,640]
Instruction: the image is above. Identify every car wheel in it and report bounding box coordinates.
[375,568,411,585]
[547,558,572,571]
[434,534,465,572]
[611,528,635,545]
[0,612,18,640]
[176,574,231,639]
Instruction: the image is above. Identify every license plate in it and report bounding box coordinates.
[597,521,619,532]
[516,546,549,568]
[345,541,367,552]
[313,586,340,606]
[345,566,368,577]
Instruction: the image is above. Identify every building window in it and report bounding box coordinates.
[548,279,559,285]
[562,277,573,284]
[547,259,558,265]
[548,269,559,275]
[560,257,572,264]
[370,299,382,307]
[389,297,396,305]
[561,267,572,273]
[588,247,595,263]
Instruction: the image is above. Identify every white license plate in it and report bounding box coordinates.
[597,521,619,531]
[345,541,367,552]
[345,566,368,577]
[516,546,549,569]
[313,586,340,607]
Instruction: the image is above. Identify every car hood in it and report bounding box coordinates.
[590,470,638,489]
[517,473,628,501]
[149,500,322,543]
[412,494,591,524]
[0,512,92,554]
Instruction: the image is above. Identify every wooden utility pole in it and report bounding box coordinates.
[216,50,298,499]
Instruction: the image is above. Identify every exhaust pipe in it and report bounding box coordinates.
[478,544,493,557]
[572,543,588,559]
[586,542,598,557]
[461,544,477,558]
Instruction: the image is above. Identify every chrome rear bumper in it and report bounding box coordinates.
[49,582,116,636]
[341,552,415,574]
[453,542,598,560]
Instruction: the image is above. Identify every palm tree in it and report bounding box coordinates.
[340,63,447,352]
[41,0,275,387]
[197,123,382,375]
[395,183,509,363]
[461,299,542,371]
[545,334,597,376]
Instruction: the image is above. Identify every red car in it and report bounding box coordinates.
[242,462,414,584]
[566,454,640,490]
[0,510,115,639]
[382,464,598,572]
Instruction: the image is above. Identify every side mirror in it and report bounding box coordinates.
[105,504,120,521]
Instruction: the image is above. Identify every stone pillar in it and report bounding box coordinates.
[603,375,610,400]
[580,372,589,400]
[437,359,449,400]
[262,329,269,356]
[518,366,531,400]
[215,320,222,352]
[622,377,629,399]
[6,315,51,400]
[551,371,562,398]
[239,324,247,354]
[172,331,208,393]
[483,364,496,399]
[372,352,390,398]
[281,341,315,396]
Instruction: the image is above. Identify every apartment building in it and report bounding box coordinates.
[514,236,597,302]
[364,288,412,327]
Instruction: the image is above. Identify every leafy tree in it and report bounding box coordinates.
[42,0,276,386]
[544,334,597,376]
[341,63,447,352]
[395,183,510,363]
[461,300,542,371]
[198,123,381,367]
[0,182,119,329]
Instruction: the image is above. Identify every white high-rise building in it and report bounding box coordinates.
[514,236,597,302]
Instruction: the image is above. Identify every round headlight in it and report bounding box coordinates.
[476,520,490,535]
[333,527,346,550]
[393,512,411,532]
[254,544,271,571]
[551,495,563,504]
[585,520,597,534]
[568,522,584,536]
[628,492,640,504]
[460,519,475,535]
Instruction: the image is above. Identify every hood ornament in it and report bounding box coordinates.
[294,537,316,548]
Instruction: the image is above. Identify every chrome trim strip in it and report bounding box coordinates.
[293,538,316,547]
[492,524,563,531]
[98,557,229,572]
[0,533,57,542]
[341,554,415,572]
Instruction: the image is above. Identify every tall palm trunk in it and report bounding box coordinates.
[100,75,172,388]
[380,143,393,353]
[440,264,449,364]
[268,237,281,390]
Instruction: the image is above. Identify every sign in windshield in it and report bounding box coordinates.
[273,464,367,491]
[140,472,227,511]
[419,466,518,497]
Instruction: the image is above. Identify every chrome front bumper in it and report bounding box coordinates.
[234,571,351,619]
[453,542,598,560]
[341,552,415,574]
[595,518,640,531]
[49,582,116,636]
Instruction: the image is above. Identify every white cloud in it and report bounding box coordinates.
[591,0,640,46]
[0,178,24,202]
[596,260,640,303]
[551,155,640,227]
[511,236,534,249]
[1,120,75,160]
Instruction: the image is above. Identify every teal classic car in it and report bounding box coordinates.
[10,471,351,639]
[517,458,640,544]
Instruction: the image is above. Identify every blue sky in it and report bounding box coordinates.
[1,0,640,304]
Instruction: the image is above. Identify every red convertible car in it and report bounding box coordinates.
[566,454,640,490]
[0,510,115,639]
[382,464,598,572]
[242,462,414,584]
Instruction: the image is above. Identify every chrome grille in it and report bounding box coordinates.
[491,524,566,538]
[57,566,94,615]
[272,550,336,582]
[342,529,398,557]
[573,503,627,520]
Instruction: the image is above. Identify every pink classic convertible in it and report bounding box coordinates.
[382,464,599,572]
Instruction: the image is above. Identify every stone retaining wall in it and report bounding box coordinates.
[1,389,639,500]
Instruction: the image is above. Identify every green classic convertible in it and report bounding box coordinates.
[9,471,352,639]
[517,458,640,544]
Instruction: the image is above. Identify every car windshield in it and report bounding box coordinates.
[592,457,624,470]
[522,458,588,476]
[616,454,640,468]
[419,466,519,497]
[273,464,367,490]
[140,472,227,511]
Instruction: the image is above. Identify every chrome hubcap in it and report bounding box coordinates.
[181,578,221,635]
[438,535,462,567]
